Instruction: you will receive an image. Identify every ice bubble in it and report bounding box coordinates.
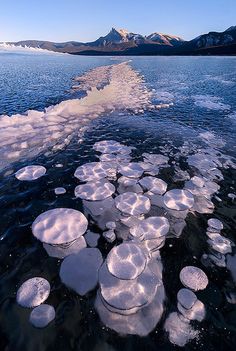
[164,189,194,211]
[93,140,134,155]
[43,236,87,259]
[164,312,199,347]
[118,163,143,178]
[15,165,46,181]
[115,192,151,216]
[16,277,50,308]
[118,176,138,186]
[177,289,197,310]
[142,153,169,166]
[60,248,103,296]
[185,178,219,197]
[139,177,167,195]
[226,254,236,283]
[106,243,147,280]
[179,266,208,291]
[192,196,214,214]
[74,180,115,201]
[177,299,205,322]
[207,218,223,230]
[129,217,170,240]
[103,230,116,243]
[84,231,100,247]
[139,162,159,176]
[83,197,115,216]
[74,162,111,182]
[228,193,236,200]
[54,187,66,195]
[95,284,164,336]
[32,208,88,245]
[138,237,166,253]
[207,235,232,254]
[120,215,143,228]
[105,221,116,230]
[99,262,159,312]
[29,304,55,328]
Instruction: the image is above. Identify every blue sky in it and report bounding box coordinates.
[0,0,235,42]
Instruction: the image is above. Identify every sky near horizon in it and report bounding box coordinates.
[0,0,235,42]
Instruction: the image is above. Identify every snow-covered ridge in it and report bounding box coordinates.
[0,62,155,169]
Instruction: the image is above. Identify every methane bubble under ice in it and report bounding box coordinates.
[15,165,46,181]
[106,243,147,280]
[74,180,115,201]
[60,248,103,296]
[115,192,151,216]
[29,304,55,328]
[32,208,88,245]
[16,277,50,308]
[179,266,208,291]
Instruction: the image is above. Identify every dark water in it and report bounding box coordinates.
[0,51,236,351]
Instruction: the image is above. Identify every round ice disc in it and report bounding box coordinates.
[32,208,88,245]
[164,189,194,211]
[106,243,147,280]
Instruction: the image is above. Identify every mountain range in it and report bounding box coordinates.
[5,26,236,55]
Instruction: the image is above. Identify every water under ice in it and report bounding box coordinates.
[10,132,236,348]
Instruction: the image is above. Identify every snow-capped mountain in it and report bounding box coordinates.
[146,33,184,45]
[5,26,236,55]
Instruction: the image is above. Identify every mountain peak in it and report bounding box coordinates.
[225,26,236,32]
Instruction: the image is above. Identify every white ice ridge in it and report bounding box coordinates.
[0,42,62,55]
[0,62,154,169]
